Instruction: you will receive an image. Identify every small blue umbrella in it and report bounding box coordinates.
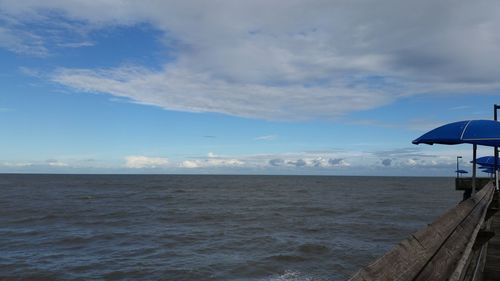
[479,165,500,171]
[412,120,500,146]
[455,169,468,179]
[413,120,500,193]
[480,167,498,175]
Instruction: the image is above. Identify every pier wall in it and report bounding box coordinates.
[348,182,496,281]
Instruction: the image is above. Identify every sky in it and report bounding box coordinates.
[1,0,500,176]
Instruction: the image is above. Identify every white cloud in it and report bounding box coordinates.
[125,155,168,168]
[405,158,418,166]
[46,159,68,167]
[328,158,350,167]
[2,1,499,119]
[179,160,200,169]
[287,159,307,167]
[311,157,328,167]
[179,152,244,168]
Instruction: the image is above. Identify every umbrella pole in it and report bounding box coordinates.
[495,104,499,191]
[472,144,477,194]
[495,146,499,190]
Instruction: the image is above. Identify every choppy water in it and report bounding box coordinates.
[0,174,461,281]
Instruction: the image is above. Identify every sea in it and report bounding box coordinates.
[0,174,461,281]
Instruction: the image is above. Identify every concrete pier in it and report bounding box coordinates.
[348,182,496,281]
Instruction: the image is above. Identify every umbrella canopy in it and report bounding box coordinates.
[479,165,500,171]
[412,120,500,146]
[455,169,468,174]
[471,156,500,167]
[480,167,497,174]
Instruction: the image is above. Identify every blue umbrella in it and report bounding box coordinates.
[471,156,500,167]
[412,120,500,146]
[413,120,500,193]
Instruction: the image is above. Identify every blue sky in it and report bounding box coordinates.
[1,0,499,175]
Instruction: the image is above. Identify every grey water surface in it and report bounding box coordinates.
[0,174,461,281]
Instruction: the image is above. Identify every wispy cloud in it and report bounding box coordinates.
[179,156,244,169]
[2,162,33,167]
[372,147,435,158]
[0,26,48,57]
[450,105,471,111]
[406,118,450,132]
[51,66,390,120]
[254,135,277,141]
[57,41,94,48]
[18,66,43,78]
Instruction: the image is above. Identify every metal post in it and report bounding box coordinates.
[495,104,499,190]
[456,156,462,178]
[472,144,477,194]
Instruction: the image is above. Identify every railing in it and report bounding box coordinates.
[455,178,491,191]
[348,182,496,281]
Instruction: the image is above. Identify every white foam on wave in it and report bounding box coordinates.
[268,270,315,281]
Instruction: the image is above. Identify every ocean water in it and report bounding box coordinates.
[0,174,461,281]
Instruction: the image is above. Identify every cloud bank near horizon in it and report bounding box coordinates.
[1,146,478,176]
[2,0,500,120]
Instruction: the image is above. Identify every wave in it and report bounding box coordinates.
[266,254,308,263]
[297,243,330,255]
[269,270,316,281]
